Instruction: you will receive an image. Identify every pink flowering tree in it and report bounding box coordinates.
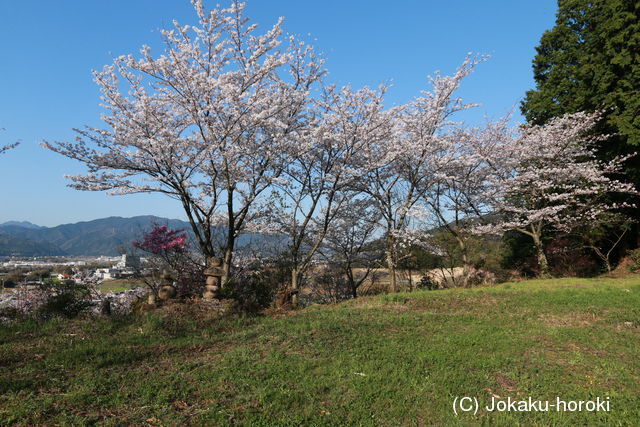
[134,224,188,256]
[133,224,204,297]
[477,111,637,276]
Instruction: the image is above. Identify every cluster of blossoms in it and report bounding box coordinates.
[0,285,148,322]
[133,225,187,254]
[2,287,53,318]
[91,287,148,316]
[134,224,205,298]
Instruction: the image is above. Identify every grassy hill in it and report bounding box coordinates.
[1,276,639,424]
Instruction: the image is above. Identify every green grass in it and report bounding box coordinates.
[1,276,639,425]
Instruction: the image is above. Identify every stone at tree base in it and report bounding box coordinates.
[156,269,178,301]
[276,287,298,309]
[158,284,177,300]
[203,257,224,300]
[203,285,219,300]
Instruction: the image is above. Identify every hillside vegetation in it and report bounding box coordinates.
[1,276,639,424]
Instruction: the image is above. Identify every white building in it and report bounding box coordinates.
[115,254,140,270]
[95,268,120,281]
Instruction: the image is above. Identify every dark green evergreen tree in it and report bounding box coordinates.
[520,0,640,266]
[521,0,639,182]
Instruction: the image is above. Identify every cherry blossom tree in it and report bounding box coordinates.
[266,85,389,306]
[420,117,514,286]
[42,1,324,284]
[477,111,637,276]
[319,197,382,299]
[355,57,483,292]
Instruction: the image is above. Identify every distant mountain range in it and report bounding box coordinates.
[0,221,45,229]
[0,216,276,257]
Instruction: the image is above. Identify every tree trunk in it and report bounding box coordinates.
[290,268,301,308]
[222,245,233,286]
[387,259,397,293]
[345,266,358,299]
[532,234,550,277]
[386,234,397,293]
[455,234,472,287]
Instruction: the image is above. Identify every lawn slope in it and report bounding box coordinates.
[1,276,639,425]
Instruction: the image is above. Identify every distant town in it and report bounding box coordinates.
[0,254,147,289]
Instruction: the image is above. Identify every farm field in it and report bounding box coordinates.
[98,279,146,294]
[1,275,639,424]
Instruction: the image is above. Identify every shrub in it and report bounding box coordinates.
[0,306,21,322]
[627,248,640,272]
[219,270,278,313]
[546,236,601,277]
[309,274,353,303]
[416,274,439,291]
[35,280,96,319]
[466,269,497,286]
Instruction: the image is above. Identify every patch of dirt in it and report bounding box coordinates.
[386,302,412,310]
[347,299,379,309]
[557,283,589,288]
[149,298,237,320]
[470,296,500,305]
[606,256,638,278]
[348,294,504,317]
[538,312,602,327]
[262,307,303,319]
[539,335,623,373]
[494,373,517,393]
[614,321,640,332]
[407,295,502,312]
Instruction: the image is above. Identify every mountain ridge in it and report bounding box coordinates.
[0,216,197,257]
[0,221,44,229]
[0,215,280,257]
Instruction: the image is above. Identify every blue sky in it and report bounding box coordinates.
[0,0,557,227]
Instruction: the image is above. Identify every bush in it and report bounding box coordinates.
[0,306,21,322]
[627,248,640,272]
[219,270,278,313]
[466,269,497,286]
[416,274,439,291]
[35,280,96,320]
[546,236,601,277]
[308,271,354,304]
